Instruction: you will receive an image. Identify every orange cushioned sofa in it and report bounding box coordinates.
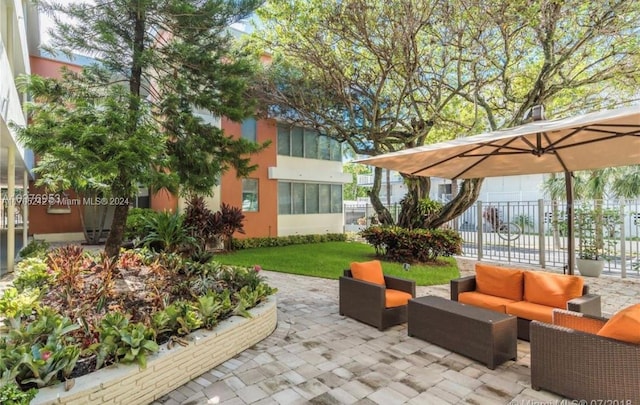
[450,263,601,340]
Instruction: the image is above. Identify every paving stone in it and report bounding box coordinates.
[293,364,323,379]
[237,368,268,385]
[327,387,359,404]
[367,387,409,405]
[387,380,420,399]
[282,370,306,385]
[291,378,332,399]
[235,385,268,403]
[308,392,343,405]
[204,381,237,402]
[224,375,246,391]
[331,367,353,379]
[258,375,292,396]
[441,369,484,390]
[339,380,374,400]
[271,387,306,404]
[315,371,346,389]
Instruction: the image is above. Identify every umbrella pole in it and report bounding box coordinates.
[565,171,575,275]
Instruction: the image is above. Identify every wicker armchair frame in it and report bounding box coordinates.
[530,309,640,402]
[339,270,416,331]
[450,274,601,340]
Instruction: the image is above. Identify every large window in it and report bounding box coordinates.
[278,181,343,215]
[277,125,290,155]
[242,178,258,212]
[278,182,291,214]
[291,127,304,157]
[241,118,257,142]
[277,125,342,161]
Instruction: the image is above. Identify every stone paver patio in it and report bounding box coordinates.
[153,262,640,405]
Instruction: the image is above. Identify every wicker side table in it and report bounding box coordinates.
[408,296,517,369]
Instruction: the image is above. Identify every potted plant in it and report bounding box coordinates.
[575,204,620,277]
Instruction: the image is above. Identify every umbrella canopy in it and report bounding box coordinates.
[357,105,640,274]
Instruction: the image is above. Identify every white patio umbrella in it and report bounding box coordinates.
[357,105,640,274]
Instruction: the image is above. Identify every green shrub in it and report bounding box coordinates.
[0,382,37,405]
[360,226,462,263]
[141,211,197,253]
[232,233,346,249]
[0,288,42,320]
[125,208,159,241]
[0,307,80,388]
[13,258,53,292]
[19,239,49,259]
[94,312,159,369]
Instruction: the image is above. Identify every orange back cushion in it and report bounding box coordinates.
[523,271,584,308]
[350,260,385,285]
[475,263,524,301]
[597,303,640,344]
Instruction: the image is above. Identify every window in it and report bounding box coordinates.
[319,136,331,160]
[330,138,342,161]
[278,182,291,214]
[304,129,319,158]
[278,181,342,215]
[241,118,257,142]
[331,184,343,213]
[276,124,341,161]
[305,183,319,214]
[277,125,290,155]
[292,183,305,214]
[291,127,304,157]
[319,184,331,213]
[242,178,259,212]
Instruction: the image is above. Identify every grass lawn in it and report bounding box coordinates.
[214,241,459,286]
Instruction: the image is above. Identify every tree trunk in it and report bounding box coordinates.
[105,203,129,258]
[368,167,394,225]
[397,175,430,229]
[425,178,484,228]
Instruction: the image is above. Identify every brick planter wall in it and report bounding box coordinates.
[34,295,277,405]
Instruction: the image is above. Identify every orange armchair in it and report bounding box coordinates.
[339,260,416,331]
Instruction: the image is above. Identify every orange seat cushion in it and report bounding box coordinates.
[350,260,385,285]
[506,301,554,324]
[523,271,584,309]
[458,291,515,313]
[596,303,640,344]
[475,263,524,301]
[385,289,413,308]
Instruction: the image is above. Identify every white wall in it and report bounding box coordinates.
[278,214,344,236]
[480,174,546,202]
[270,156,351,183]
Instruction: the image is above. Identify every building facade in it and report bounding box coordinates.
[16,10,351,249]
[0,0,39,272]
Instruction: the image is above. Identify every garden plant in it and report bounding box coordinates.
[0,207,276,400]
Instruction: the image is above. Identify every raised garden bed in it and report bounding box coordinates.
[33,295,277,405]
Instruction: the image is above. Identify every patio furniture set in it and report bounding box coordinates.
[339,260,640,402]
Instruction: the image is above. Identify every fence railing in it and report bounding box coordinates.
[344,199,640,278]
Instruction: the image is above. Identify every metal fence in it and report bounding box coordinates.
[344,199,640,278]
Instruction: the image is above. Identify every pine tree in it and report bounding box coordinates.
[30,0,266,256]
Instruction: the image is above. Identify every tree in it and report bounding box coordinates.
[31,0,267,257]
[252,0,640,229]
[343,162,370,201]
[16,69,172,245]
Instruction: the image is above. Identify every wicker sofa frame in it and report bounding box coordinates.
[530,309,640,402]
[339,270,416,331]
[450,274,601,340]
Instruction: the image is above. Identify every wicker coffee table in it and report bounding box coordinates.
[408,296,517,369]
